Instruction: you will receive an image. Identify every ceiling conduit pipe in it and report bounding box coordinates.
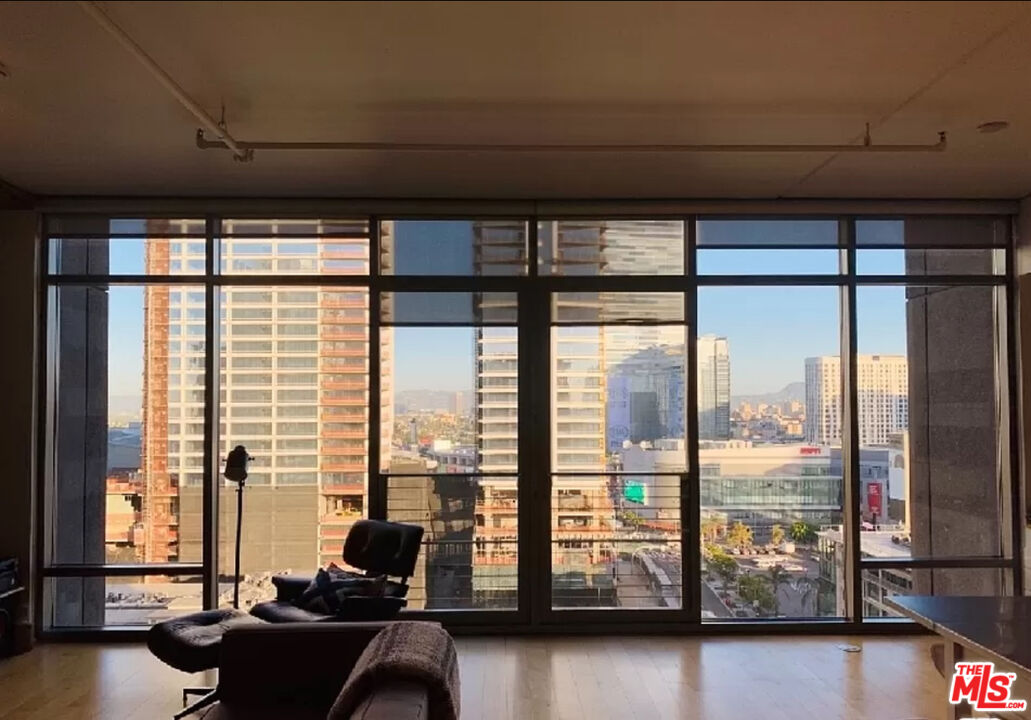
[78,0,253,162]
[78,1,946,162]
[194,129,947,157]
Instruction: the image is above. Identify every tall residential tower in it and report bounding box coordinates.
[144,219,386,589]
[804,355,908,445]
[697,335,731,440]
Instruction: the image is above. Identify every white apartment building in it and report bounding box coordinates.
[804,355,909,446]
[145,218,382,574]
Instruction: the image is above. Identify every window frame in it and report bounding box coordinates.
[38,209,1020,636]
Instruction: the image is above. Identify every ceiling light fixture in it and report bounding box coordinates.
[977,121,1010,134]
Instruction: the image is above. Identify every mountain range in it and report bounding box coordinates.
[395,389,472,413]
[729,381,805,409]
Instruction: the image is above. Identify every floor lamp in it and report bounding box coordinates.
[223,445,251,610]
[173,445,250,719]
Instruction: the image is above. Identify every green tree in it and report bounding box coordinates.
[727,521,754,550]
[789,520,817,546]
[737,574,776,614]
[770,524,786,547]
[701,518,726,542]
[620,510,643,529]
[706,546,738,588]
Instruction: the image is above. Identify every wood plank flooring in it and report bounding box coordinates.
[0,635,946,719]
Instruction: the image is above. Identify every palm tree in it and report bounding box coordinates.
[770,524,786,547]
[727,521,753,551]
[789,520,817,546]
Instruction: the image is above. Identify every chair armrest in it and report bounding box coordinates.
[218,622,392,710]
[272,574,312,602]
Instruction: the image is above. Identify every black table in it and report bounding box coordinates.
[0,586,24,658]
[887,595,1031,719]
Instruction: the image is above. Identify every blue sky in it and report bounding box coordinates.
[107,227,147,399]
[104,221,909,398]
[697,247,907,394]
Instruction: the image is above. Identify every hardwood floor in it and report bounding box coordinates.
[0,635,946,719]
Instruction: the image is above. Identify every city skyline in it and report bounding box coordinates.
[103,220,913,402]
[107,313,908,408]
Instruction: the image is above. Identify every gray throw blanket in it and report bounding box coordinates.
[328,621,460,720]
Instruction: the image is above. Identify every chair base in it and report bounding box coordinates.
[176,686,218,719]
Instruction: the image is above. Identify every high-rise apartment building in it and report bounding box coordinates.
[144,219,386,586]
[140,229,187,565]
[470,321,520,606]
[697,335,731,440]
[804,355,908,445]
[538,220,685,275]
[139,219,207,567]
[607,344,686,451]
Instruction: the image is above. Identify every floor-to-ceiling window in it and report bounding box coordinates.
[851,218,1012,617]
[40,209,1018,631]
[695,220,845,620]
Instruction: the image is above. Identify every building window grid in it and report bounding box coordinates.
[41,213,1016,630]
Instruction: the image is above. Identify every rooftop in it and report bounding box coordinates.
[819,528,911,559]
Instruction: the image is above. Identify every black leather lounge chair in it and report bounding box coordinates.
[250,519,424,623]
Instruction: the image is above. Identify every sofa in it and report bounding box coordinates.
[193,622,431,720]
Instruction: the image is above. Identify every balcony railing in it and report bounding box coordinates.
[319,512,363,526]
[321,381,367,391]
[320,470,366,481]
[320,298,367,309]
[556,496,592,511]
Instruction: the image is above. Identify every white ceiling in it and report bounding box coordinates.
[2,1,1031,199]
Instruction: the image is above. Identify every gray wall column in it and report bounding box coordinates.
[905,219,1005,596]
[1017,197,1031,590]
[0,211,39,650]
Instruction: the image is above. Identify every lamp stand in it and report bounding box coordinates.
[233,480,244,610]
[223,444,251,611]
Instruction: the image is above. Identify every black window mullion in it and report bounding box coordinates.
[841,217,863,623]
[35,225,52,631]
[684,217,701,622]
[1005,221,1024,594]
[202,213,220,610]
[43,563,203,577]
[530,285,552,623]
[517,218,539,621]
[368,217,384,521]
